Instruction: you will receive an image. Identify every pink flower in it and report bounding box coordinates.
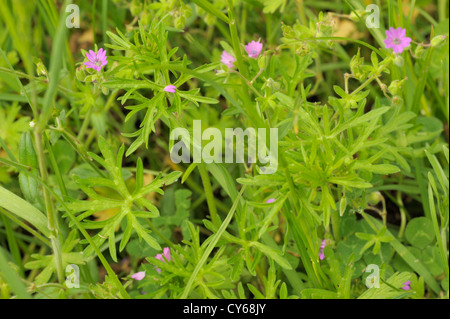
[84,48,108,72]
[221,51,236,69]
[266,198,276,204]
[131,271,146,281]
[164,85,177,93]
[245,41,263,59]
[384,27,412,54]
[155,247,171,273]
[319,239,326,260]
[401,280,411,290]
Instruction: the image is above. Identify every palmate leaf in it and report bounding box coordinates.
[64,136,181,262]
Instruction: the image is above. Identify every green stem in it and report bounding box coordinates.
[396,175,407,239]
[226,0,266,129]
[180,185,246,299]
[229,69,264,98]
[33,129,64,284]
[45,135,68,197]
[227,3,247,78]
[77,106,93,142]
[438,0,447,22]
[296,0,308,25]
[198,164,220,226]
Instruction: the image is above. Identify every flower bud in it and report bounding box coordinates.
[414,45,426,58]
[264,77,280,91]
[388,79,405,95]
[281,23,296,39]
[32,57,48,78]
[257,54,267,70]
[430,35,447,47]
[350,48,368,81]
[75,67,85,81]
[394,55,404,67]
[367,191,382,205]
[101,86,109,95]
[392,95,404,107]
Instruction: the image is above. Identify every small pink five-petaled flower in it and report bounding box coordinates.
[319,239,326,260]
[155,247,172,273]
[221,51,236,69]
[84,48,108,72]
[164,85,177,93]
[401,280,411,291]
[131,247,172,280]
[245,41,263,59]
[384,27,412,54]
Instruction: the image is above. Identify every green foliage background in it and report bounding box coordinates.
[0,0,448,299]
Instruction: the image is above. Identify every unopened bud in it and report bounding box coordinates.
[75,67,85,81]
[430,35,447,47]
[33,57,48,77]
[257,54,267,70]
[392,95,404,107]
[388,79,406,95]
[414,45,426,58]
[367,191,382,205]
[394,55,404,67]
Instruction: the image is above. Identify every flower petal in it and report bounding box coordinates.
[163,247,171,261]
[88,50,96,60]
[131,271,146,281]
[221,51,236,68]
[245,41,263,58]
[163,85,177,93]
[98,48,106,59]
